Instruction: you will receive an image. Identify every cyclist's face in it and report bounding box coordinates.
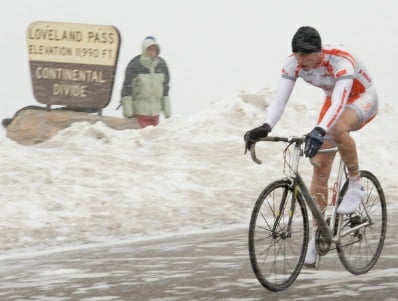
[294,52,322,71]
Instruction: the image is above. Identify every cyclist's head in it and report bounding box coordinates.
[292,26,322,54]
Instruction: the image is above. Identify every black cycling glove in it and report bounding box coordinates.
[304,127,326,157]
[244,123,272,154]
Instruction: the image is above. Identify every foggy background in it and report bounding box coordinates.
[1,0,396,124]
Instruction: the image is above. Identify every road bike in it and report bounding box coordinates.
[247,136,387,291]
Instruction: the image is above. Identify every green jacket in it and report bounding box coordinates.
[121,38,171,117]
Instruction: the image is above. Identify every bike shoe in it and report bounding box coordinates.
[337,184,365,215]
[304,237,317,268]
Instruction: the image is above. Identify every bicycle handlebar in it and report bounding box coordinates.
[249,135,338,165]
[258,136,305,143]
[250,147,263,165]
[249,136,305,165]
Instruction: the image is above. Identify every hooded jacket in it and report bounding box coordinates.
[121,37,170,117]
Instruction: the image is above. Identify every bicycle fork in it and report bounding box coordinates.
[271,188,294,239]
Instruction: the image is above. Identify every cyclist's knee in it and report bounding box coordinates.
[328,109,360,137]
[311,152,335,171]
[327,126,350,141]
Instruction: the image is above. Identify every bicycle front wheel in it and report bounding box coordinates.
[248,179,309,292]
[337,170,387,274]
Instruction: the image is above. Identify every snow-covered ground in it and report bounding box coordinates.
[1,90,397,256]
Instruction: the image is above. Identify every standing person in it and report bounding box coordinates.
[120,36,171,128]
[244,26,378,266]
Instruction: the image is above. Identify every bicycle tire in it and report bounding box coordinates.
[248,179,309,291]
[336,170,387,274]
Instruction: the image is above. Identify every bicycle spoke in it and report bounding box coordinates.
[336,171,386,275]
[249,180,308,291]
[259,211,273,232]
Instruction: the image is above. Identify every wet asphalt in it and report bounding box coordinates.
[0,210,397,301]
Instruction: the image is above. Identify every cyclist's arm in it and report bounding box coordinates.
[317,77,353,131]
[264,76,295,128]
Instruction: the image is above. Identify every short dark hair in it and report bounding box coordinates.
[292,26,322,53]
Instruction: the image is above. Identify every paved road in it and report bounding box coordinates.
[0,219,397,300]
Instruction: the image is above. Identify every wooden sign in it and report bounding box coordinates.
[27,21,120,110]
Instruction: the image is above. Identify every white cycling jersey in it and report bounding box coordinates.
[264,44,374,132]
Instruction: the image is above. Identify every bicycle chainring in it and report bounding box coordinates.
[315,228,332,256]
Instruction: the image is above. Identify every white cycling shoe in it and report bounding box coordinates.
[304,237,317,267]
[337,184,365,215]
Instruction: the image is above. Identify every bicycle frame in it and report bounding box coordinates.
[290,143,335,242]
[250,136,370,245]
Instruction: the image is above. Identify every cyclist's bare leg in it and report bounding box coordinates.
[306,146,336,266]
[306,108,362,264]
[309,108,359,218]
[310,142,336,222]
[327,108,361,178]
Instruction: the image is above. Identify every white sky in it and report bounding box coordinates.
[1,0,397,122]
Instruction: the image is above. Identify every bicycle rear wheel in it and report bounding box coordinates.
[336,170,387,274]
[248,179,309,291]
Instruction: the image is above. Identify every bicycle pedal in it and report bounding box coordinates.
[304,262,316,269]
[350,215,366,226]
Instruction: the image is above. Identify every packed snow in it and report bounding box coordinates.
[1,90,397,256]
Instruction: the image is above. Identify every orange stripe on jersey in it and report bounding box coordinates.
[349,79,366,101]
[336,69,347,77]
[326,88,348,127]
[322,48,356,68]
[317,96,332,124]
[318,80,365,123]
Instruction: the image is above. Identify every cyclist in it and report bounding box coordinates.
[244,26,378,265]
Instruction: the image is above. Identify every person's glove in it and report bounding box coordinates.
[161,96,171,118]
[121,96,134,118]
[304,127,326,158]
[244,123,272,154]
